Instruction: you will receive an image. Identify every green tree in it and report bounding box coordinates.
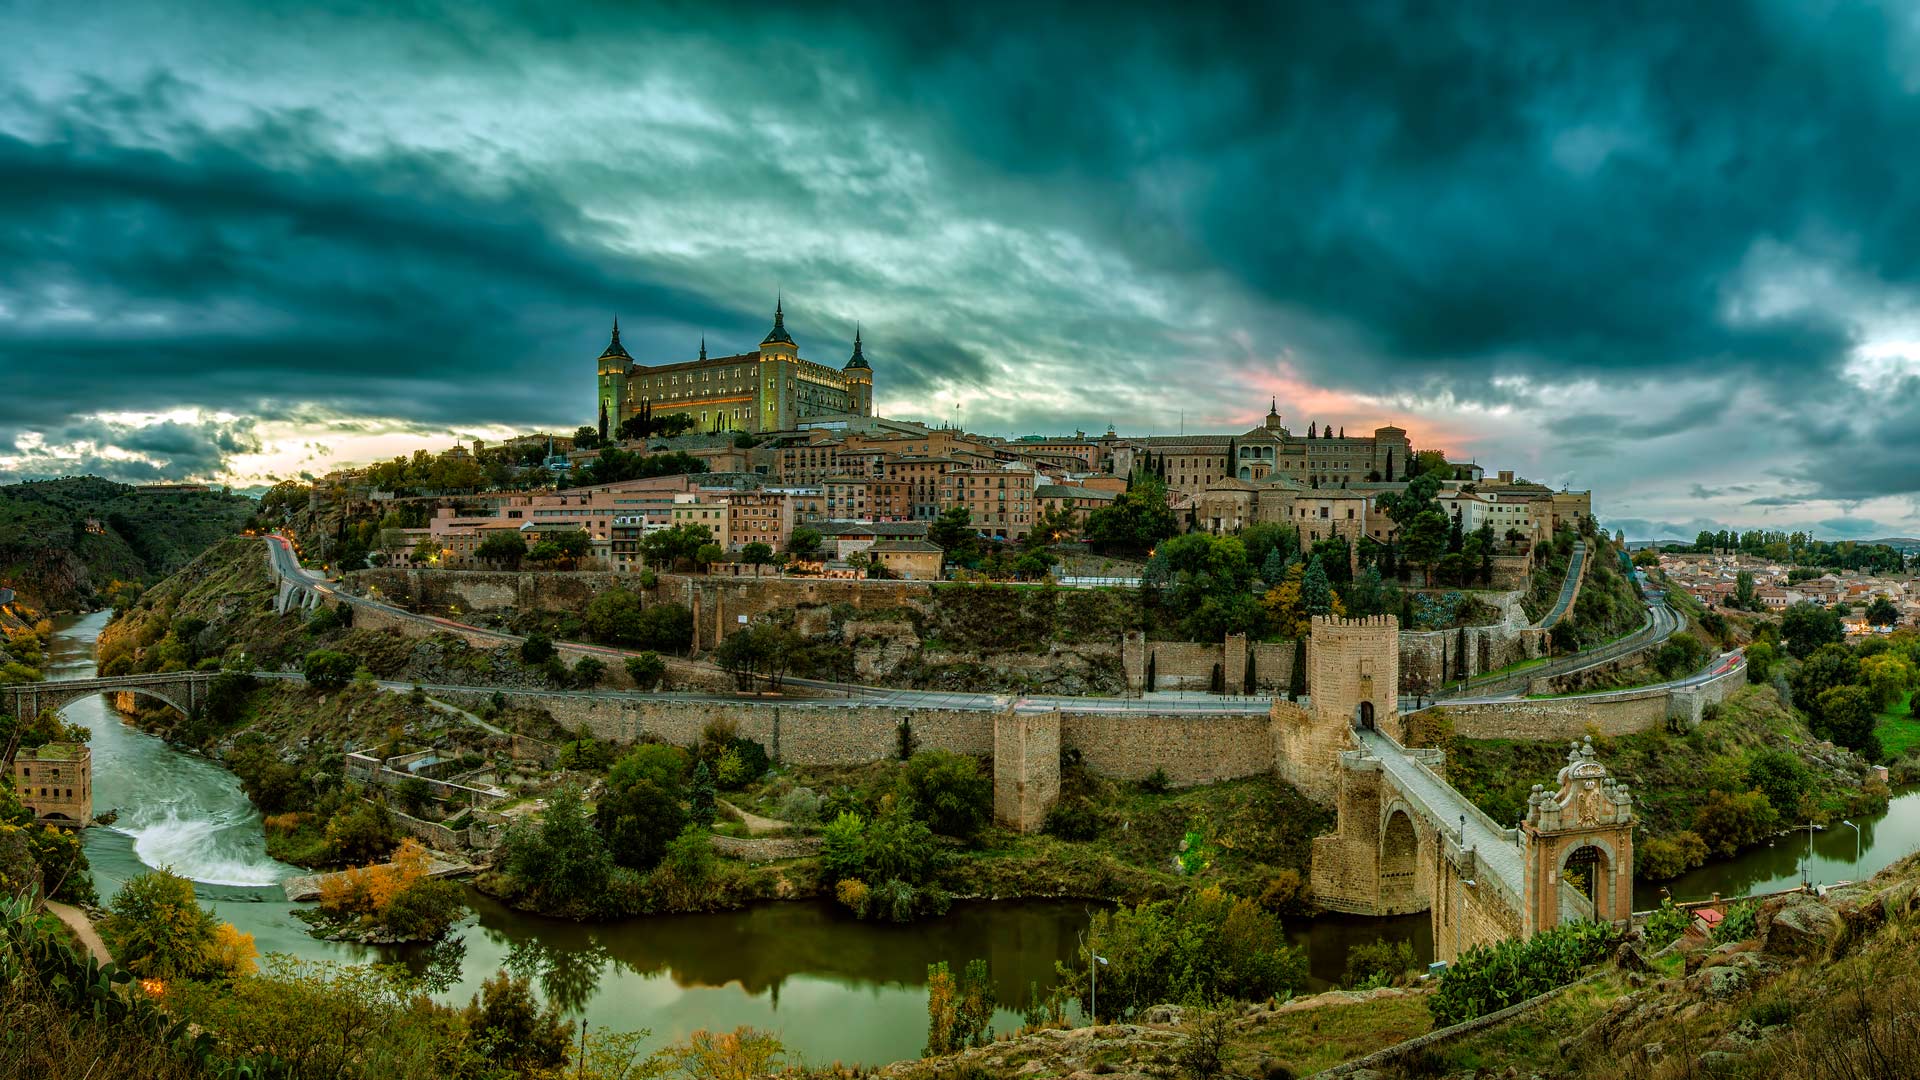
[476,530,528,567]
[786,526,823,559]
[595,776,688,871]
[411,537,439,564]
[1399,510,1451,587]
[1301,555,1335,617]
[99,869,244,980]
[584,586,647,645]
[1866,596,1900,626]
[635,603,694,652]
[499,788,613,916]
[624,651,667,690]
[902,751,994,840]
[520,632,556,665]
[463,971,571,1073]
[302,648,357,692]
[1733,571,1758,610]
[1792,643,1859,716]
[1781,602,1844,659]
[1814,684,1879,754]
[741,541,775,575]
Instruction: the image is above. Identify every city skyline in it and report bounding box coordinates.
[4,2,1920,541]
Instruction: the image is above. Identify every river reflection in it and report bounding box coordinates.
[1635,786,1920,909]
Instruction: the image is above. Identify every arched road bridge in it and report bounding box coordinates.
[4,671,217,722]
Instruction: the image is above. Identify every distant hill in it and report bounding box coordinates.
[1863,537,1920,552]
[0,477,257,612]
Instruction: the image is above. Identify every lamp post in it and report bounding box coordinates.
[1802,820,1817,889]
[1843,819,1861,875]
[1090,953,1108,1025]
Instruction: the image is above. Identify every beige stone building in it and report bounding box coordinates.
[1133,403,1415,495]
[12,743,91,827]
[868,539,945,580]
[595,301,873,437]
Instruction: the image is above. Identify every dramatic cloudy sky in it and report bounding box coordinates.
[5,1,1920,539]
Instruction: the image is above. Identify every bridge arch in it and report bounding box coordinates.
[1356,701,1375,730]
[1378,805,1420,910]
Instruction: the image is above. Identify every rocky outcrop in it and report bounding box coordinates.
[1757,894,1842,958]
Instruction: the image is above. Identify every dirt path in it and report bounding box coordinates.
[44,900,111,966]
[717,799,792,836]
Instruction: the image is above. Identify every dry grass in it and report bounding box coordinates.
[0,982,200,1080]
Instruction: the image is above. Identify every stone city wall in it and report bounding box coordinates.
[1416,689,1673,743]
[1399,617,1541,692]
[1062,711,1279,786]
[1666,663,1748,727]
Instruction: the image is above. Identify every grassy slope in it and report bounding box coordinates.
[1368,854,1920,1079]
[1876,690,1920,759]
[1443,683,1881,845]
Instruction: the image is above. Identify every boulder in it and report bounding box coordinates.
[1758,896,1841,958]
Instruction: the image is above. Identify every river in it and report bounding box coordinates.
[57,609,1920,1064]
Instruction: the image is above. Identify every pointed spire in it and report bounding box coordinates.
[599,315,630,360]
[845,322,870,369]
[699,334,707,362]
[760,294,793,346]
[1269,397,1278,415]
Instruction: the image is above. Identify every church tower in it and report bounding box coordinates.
[844,325,874,416]
[757,297,798,430]
[596,317,631,440]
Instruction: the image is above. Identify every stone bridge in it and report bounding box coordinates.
[1297,615,1637,962]
[4,671,216,720]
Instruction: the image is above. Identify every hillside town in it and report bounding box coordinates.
[293,305,1593,584]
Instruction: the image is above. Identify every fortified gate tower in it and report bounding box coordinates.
[1520,738,1637,933]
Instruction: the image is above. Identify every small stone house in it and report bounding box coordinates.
[867,540,944,581]
[11,743,91,828]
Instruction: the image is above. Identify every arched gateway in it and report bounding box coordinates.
[1522,738,1637,930]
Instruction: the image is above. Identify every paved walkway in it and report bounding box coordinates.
[1354,727,1523,894]
[716,799,793,836]
[44,900,111,966]
[1534,541,1587,629]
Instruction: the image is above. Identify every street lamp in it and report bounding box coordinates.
[1843,819,1861,874]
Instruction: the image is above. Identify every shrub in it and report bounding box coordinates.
[1430,921,1615,1026]
[519,632,556,665]
[1043,797,1102,841]
[302,649,358,692]
[1258,869,1306,914]
[1343,938,1418,989]
[625,651,667,690]
[902,750,993,840]
[775,786,822,825]
[1174,1004,1233,1079]
[1066,888,1305,1021]
[100,869,256,981]
[1139,767,1171,795]
[1642,899,1690,951]
[1711,901,1759,944]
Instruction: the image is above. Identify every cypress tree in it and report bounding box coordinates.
[1302,556,1334,617]
[1261,547,1287,585]
[1455,628,1469,682]
[1288,638,1307,701]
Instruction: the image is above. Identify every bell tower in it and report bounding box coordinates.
[596,317,631,440]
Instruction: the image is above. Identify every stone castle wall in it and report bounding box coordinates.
[1418,690,1672,742]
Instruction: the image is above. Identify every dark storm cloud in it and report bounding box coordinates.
[6,0,1920,513]
[0,76,744,449]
